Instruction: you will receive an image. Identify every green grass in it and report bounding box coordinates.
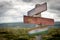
[0,27,60,40]
[28,30,48,36]
[0,28,36,40]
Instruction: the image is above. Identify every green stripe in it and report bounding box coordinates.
[28,30,48,36]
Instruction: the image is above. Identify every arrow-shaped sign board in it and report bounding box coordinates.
[24,16,54,25]
[28,3,47,16]
[28,27,48,36]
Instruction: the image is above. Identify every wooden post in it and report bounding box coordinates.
[36,35,42,40]
[26,3,48,40]
[33,13,42,40]
[33,13,48,40]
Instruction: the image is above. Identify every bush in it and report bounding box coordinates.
[42,28,60,40]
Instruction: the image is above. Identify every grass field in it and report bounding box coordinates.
[0,27,60,40]
[0,27,36,40]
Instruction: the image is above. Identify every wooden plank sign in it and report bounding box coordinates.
[28,27,48,36]
[28,3,47,16]
[24,16,54,25]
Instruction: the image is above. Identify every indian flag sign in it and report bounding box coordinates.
[28,27,48,36]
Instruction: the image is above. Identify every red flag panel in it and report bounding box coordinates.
[24,16,54,25]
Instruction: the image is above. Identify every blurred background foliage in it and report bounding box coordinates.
[42,28,60,40]
[0,28,36,40]
[0,28,60,40]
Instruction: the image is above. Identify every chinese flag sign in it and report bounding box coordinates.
[24,16,54,25]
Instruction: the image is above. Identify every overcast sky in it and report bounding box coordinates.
[0,0,60,23]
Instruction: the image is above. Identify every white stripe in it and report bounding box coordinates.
[28,28,48,34]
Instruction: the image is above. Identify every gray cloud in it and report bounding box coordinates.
[0,0,60,23]
[41,0,60,19]
[0,1,13,17]
[22,0,32,2]
[46,0,60,11]
[49,2,60,11]
[22,0,46,4]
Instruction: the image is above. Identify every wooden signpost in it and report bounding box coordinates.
[28,3,47,16]
[28,26,48,35]
[24,16,54,25]
[24,2,54,40]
